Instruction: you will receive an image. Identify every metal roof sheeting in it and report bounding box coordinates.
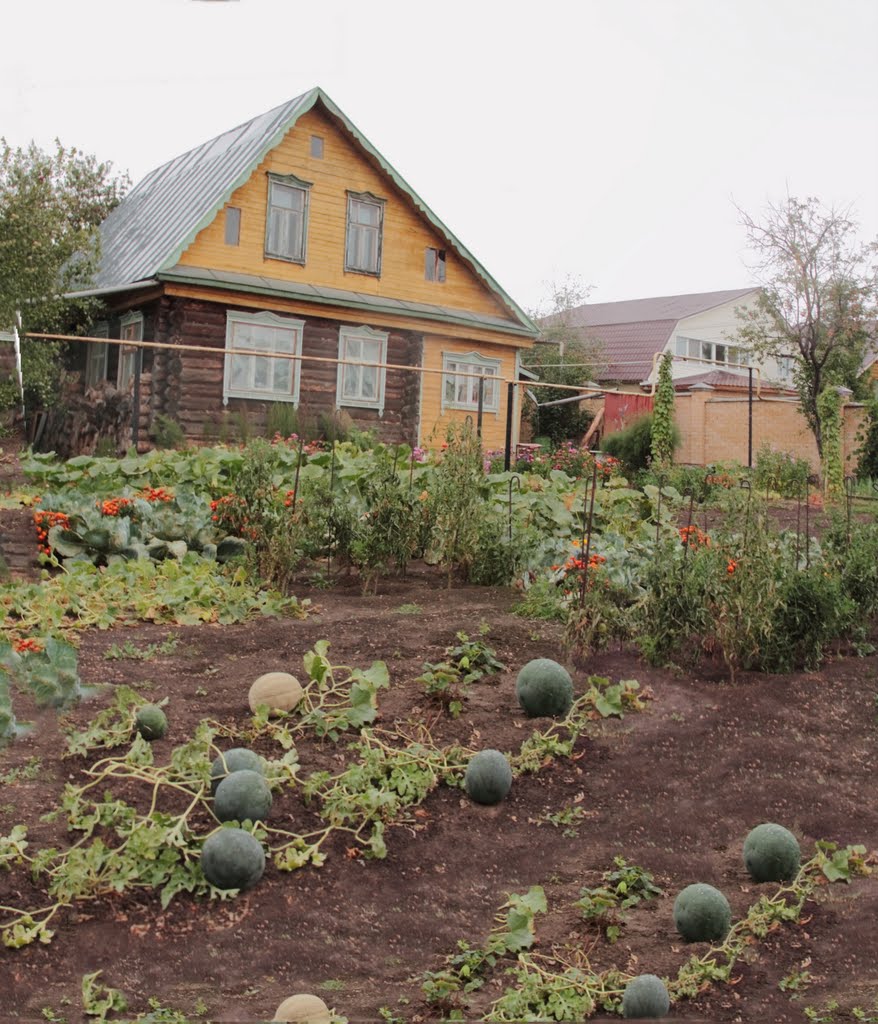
[94,91,314,290]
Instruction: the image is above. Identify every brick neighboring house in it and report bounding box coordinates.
[539,287,791,391]
[535,290,869,471]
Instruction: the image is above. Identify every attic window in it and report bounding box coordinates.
[425,247,446,282]
[310,135,324,158]
[225,207,241,246]
[265,172,312,264]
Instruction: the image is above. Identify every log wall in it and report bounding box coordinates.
[150,296,421,445]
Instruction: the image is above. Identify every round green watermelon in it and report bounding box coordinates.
[515,659,573,718]
[622,973,670,1018]
[465,749,513,805]
[673,883,731,943]
[743,823,801,883]
[210,747,265,794]
[135,704,168,741]
[200,827,265,891]
[214,768,273,822]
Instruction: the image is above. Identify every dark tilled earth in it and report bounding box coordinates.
[0,566,875,1024]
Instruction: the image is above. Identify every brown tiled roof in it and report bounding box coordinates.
[539,288,759,383]
[577,321,677,382]
[565,288,758,327]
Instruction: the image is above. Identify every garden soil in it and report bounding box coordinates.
[0,565,876,1024]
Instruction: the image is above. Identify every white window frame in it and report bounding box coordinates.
[336,325,388,415]
[85,321,109,389]
[265,173,311,264]
[223,310,304,405]
[118,312,143,390]
[344,191,385,276]
[441,351,501,413]
[675,336,749,368]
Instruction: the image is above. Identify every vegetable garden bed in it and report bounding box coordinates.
[0,569,876,1023]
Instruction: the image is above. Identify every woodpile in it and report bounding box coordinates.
[34,375,152,458]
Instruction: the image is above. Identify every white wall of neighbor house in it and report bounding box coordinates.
[651,291,793,386]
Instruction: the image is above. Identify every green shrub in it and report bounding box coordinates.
[465,749,513,805]
[758,564,851,672]
[350,459,419,593]
[602,415,656,472]
[673,883,731,943]
[753,444,810,498]
[151,414,186,450]
[428,422,487,582]
[200,827,265,891]
[265,402,300,440]
[743,823,801,883]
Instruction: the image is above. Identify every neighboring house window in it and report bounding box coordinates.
[776,356,794,381]
[223,310,304,404]
[442,352,501,412]
[336,326,388,414]
[85,322,109,389]
[345,192,384,275]
[425,247,446,282]
[265,173,311,263]
[118,312,143,390]
[675,336,749,367]
[225,207,241,246]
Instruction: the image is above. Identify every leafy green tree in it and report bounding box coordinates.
[650,352,676,468]
[736,196,877,457]
[0,139,128,409]
[525,276,606,445]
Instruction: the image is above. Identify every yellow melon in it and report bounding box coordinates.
[272,994,331,1023]
[248,672,304,716]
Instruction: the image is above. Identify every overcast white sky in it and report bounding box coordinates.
[3,0,876,313]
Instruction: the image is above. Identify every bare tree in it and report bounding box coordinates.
[736,195,877,456]
[524,275,607,444]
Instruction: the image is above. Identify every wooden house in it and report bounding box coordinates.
[71,87,537,449]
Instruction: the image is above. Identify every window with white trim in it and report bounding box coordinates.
[265,173,311,263]
[345,192,384,275]
[675,336,749,367]
[85,322,109,388]
[336,326,388,414]
[442,352,501,412]
[118,312,143,390]
[223,310,303,404]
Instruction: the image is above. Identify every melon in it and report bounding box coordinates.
[272,994,331,1024]
[673,883,731,943]
[743,823,801,883]
[214,768,273,822]
[465,749,513,805]
[248,671,304,716]
[622,974,670,1018]
[135,704,168,741]
[515,658,573,718]
[200,827,265,891]
[210,747,265,794]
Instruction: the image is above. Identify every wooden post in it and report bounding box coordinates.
[504,381,514,471]
[131,348,143,448]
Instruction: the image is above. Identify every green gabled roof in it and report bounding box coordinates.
[90,87,537,338]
